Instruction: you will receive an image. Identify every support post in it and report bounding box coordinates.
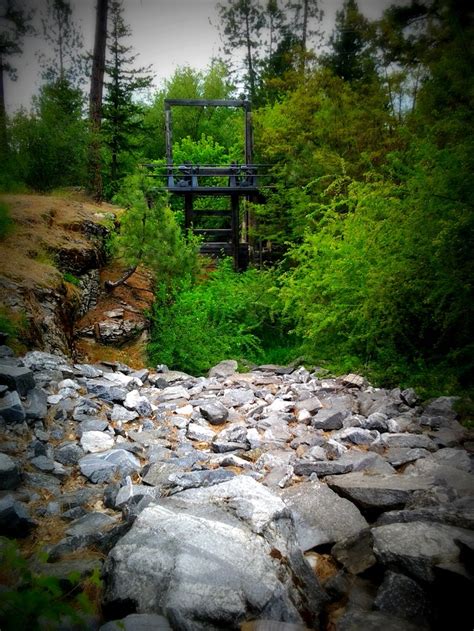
[231,193,240,270]
[184,193,194,232]
[244,102,253,167]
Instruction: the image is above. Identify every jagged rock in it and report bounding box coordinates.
[325,472,433,511]
[0,363,35,396]
[79,449,141,483]
[337,450,395,474]
[199,401,229,425]
[405,458,474,497]
[111,404,138,423]
[114,483,159,508]
[79,419,109,434]
[431,447,472,472]
[166,468,236,493]
[373,571,430,621]
[221,387,254,406]
[93,319,146,345]
[336,610,422,631]
[0,495,36,536]
[30,454,55,472]
[80,430,115,453]
[293,460,353,477]
[85,378,127,402]
[157,385,190,402]
[384,447,430,467]
[54,442,85,465]
[208,359,239,378]
[382,432,438,451]
[311,409,347,431]
[294,397,323,414]
[0,390,26,423]
[279,480,368,550]
[103,476,326,629]
[186,422,216,442]
[24,387,48,421]
[337,427,379,446]
[141,461,182,488]
[400,388,418,407]
[124,390,153,416]
[0,453,21,490]
[331,529,377,574]
[100,614,172,631]
[372,521,474,582]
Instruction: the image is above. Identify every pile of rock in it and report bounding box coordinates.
[1,349,473,630]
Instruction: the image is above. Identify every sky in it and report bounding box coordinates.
[5,0,406,113]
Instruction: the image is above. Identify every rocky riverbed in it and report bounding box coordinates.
[0,348,473,630]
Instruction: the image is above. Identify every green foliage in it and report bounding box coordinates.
[0,538,101,631]
[0,202,12,238]
[63,271,80,286]
[9,79,88,191]
[112,172,201,286]
[148,259,296,375]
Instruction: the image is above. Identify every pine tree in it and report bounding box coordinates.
[323,0,376,83]
[285,0,323,70]
[0,0,34,158]
[39,0,85,86]
[102,0,152,196]
[217,0,266,100]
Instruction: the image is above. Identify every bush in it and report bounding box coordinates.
[148,259,297,375]
[0,203,12,238]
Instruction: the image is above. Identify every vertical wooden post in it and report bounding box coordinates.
[184,193,194,233]
[165,102,173,187]
[231,193,240,270]
[244,101,253,167]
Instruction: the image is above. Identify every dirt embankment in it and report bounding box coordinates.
[0,193,154,367]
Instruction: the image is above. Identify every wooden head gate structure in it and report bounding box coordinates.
[162,98,261,270]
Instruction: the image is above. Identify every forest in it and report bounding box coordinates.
[1,0,473,397]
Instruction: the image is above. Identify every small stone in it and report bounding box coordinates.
[80,431,115,453]
[111,404,139,423]
[30,455,55,472]
[124,390,153,416]
[79,449,140,483]
[295,397,323,414]
[382,433,438,451]
[157,385,190,402]
[24,387,48,421]
[293,460,353,477]
[200,401,229,425]
[311,409,347,431]
[186,422,215,442]
[54,442,84,465]
[385,447,430,467]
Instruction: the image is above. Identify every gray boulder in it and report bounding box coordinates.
[200,401,229,425]
[0,495,36,537]
[0,390,26,423]
[331,529,377,574]
[311,409,347,431]
[336,610,422,631]
[325,472,432,511]
[374,571,430,622]
[372,521,474,582]
[0,452,21,490]
[103,476,326,630]
[79,449,141,484]
[279,480,368,550]
[24,387,48,421]
[208,359,238,378]
[100,614,172,631]
[0,363,35,395]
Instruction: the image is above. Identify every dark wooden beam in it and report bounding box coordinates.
[165,99,249,109]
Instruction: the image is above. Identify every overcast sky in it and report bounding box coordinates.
[6,0,406,113]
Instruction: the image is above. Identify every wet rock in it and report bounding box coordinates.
[200,401,229,425]
[208,359,238,378]
[0,453,21,490]
[0,363,35,396]
[325,472,432,511]
[0,495,36,537]
[372,521,474,582]
[0,390,26,423]
[103,476,326,629]
[279,480,368,550]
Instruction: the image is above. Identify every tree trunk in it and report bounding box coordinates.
[245,11,255,100]
[301,0,309,71]
[88,0,108,201]
[0,56,8,161]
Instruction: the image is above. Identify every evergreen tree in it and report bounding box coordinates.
[323,0,376,83]
[39,0,85,86]
[0,0,34,158]
[217,0,266,100]
[102,0,152,196]
[88,0,108,201]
